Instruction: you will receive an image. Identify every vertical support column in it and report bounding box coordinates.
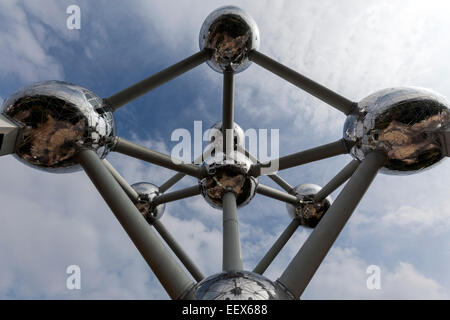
[222,192,243,272]
[277,151,387,299]
[76,149,194,300]
[222,71,234,156]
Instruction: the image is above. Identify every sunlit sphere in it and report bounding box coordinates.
[188,271,295,300]
[343,87,450,175]
[199,151,257,209]
[131,182,165,222]
[286,184,332,228]
[1,81,115,173]
[206,121,245,153]
[199,6,260,73]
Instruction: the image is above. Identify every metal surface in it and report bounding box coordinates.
[286,184,332,228]
[102,159,139,202]
[222,192,243,272]
[200,151,258,209]
[131,182,166,221]
[199,6,260,73]
[152,185,200,206]
[256,184,298,205]
[253,219,301,275]
[106,50,210,110]
[249,50,355,115]
[0,113,20,156]
[75,149,194,300]
[253,139,350,176]
[153,219,205,282]
[187,271,295,300]
[277,151,387,299]
[2,81,115,172]
[113,137,205,178]
[314,159,360,202]
[344,87,450,175]
[222,71,235,154]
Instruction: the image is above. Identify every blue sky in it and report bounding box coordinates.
[0,0,449,299]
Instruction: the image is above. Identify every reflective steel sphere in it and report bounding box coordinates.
[188,271,295,300]
[199,6,260,73]
[1,81,115,173]
[206,121,245,153]
[131,182,165,222]
[344,87,450,175]
[200,151,257,209]
[286,184,332,228]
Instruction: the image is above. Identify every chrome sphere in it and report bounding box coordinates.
[206,121,245,153]
[199,6,260,73]
[200,151,257,209]
[131,182,165,222]
[344,87,450,175]
[188,271,295,300]
[286,184,332,228]
[1,81,115,173]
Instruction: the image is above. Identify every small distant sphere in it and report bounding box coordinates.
[131,182,165,222]
[200,151,257,209]
[188,271,295,300]
[199,6,260,73]
[286,184,332,228]
[1,81,115,173]
[343,87,450,175]
[206,121,245,152]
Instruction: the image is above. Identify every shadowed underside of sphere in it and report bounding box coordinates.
[188,271,295,300]
[131,182,165,221]
[286,184,332,228]
[199,152,257,209]
[343,87,450,175]
[199,6,260,73]
[1,81,115,173]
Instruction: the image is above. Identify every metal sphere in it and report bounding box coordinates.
[1,81,115,173]
[286,184,332,228]
[206,121,245,152]
[188,271,295,300]
[343,87,450,175]
[199,151,257,209]
[199,6,260,73]
[131,182,165,222]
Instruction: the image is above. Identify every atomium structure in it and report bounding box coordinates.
[1,6,450,300]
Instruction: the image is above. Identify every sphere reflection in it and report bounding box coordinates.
[1,81,115,173]
[343,87,450,175]
[189,271,294,300]
[131,182,165,222]
[199,6,260,73]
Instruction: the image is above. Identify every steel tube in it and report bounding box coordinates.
[256,184,298,205]
[76,149,194,300]
[277,151,387,299]
[314,159,360,202]
[222,192,243,272]
[153,219,205,282]
[106,50,211,110]
[253,219,301,275]
[152,185,200,206]
[102,159,139,202]
[253,139,349,176]
[113,137,205,179]
[222,71,234,154]
[249,50,355,115]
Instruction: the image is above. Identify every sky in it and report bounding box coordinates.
[0,0,449,299]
